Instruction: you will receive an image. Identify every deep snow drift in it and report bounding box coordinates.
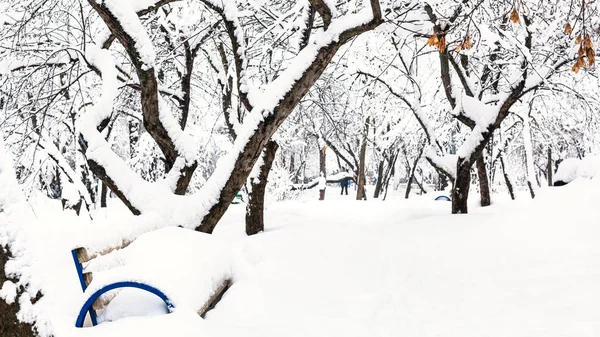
[2,177,600,337]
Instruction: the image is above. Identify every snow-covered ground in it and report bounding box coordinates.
[4,179,600,337]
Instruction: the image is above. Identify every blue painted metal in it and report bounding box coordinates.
[75,281,174,328]
[435,195,451,201]
[71,249,97,325]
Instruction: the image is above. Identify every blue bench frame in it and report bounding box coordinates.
[71,249,174,328]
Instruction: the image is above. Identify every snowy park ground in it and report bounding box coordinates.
[7,178,600,337]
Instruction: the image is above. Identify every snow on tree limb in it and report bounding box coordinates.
[87,0,199,197]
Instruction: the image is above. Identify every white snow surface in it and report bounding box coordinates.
[4,161,600,336]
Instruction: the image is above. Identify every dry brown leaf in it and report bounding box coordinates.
[584,34,593,49]
[572,63,580,73]
[578,45,585,56]
[510,8,520,24]
[427,34,439,47]
[564,23,573,35]
[455,43,463,51]
[438,35,446,52]
[465,35,472,50]
[587,48,596,67]
[575,34,582,45]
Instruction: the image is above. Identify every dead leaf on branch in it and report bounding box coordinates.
[510,8,520,24]
[426,34,439,47]
[564,23,573,35]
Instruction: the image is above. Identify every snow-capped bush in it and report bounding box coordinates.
[554,156,600,185]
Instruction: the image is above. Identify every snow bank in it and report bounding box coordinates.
[554,156,600,185]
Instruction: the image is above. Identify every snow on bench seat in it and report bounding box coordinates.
[77,227,232,324]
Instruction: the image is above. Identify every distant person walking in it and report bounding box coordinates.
[340,177,349,195]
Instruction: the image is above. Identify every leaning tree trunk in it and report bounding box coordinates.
[476,154,491,206]
[373,159,384,198]
[500,154,515,200]
[405,144,424,199]
[246,141,279,236]
[382,151,398,201]
[356,117,369,201]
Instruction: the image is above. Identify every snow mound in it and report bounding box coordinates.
[554,156,600,185]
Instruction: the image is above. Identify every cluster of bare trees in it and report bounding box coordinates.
[1,0,599,229]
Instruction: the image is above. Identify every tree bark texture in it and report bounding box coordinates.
[356,117,369,201]
[476,154,490,206]
[373,160,384,198]
[452,157,471,214]
[246,141,278,236]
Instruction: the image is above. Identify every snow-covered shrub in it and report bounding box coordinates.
[266,163,301,204]
[554,156,600,185]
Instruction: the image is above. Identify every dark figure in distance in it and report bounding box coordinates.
[340,177,350,195]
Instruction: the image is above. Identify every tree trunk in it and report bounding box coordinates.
[452,158,471,214]
[500,154,515,200]
[547,147,553,186]
[319,145,326,178]
[373,160,384,198]
[439,172,448,191]
[319,145,326,200]
[356,117,369,201]
[290,154,297,183]
[414,171,427,194]
[382,151,398,201]
[523,117,536,199]
[0,246,36,337]
[527,181,536,198]
[476,154,490,206]
[246,141,278,236]
[405,145,424,199]
[100,181,108,208]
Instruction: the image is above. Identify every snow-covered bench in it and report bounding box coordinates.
[71,227,232,327]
